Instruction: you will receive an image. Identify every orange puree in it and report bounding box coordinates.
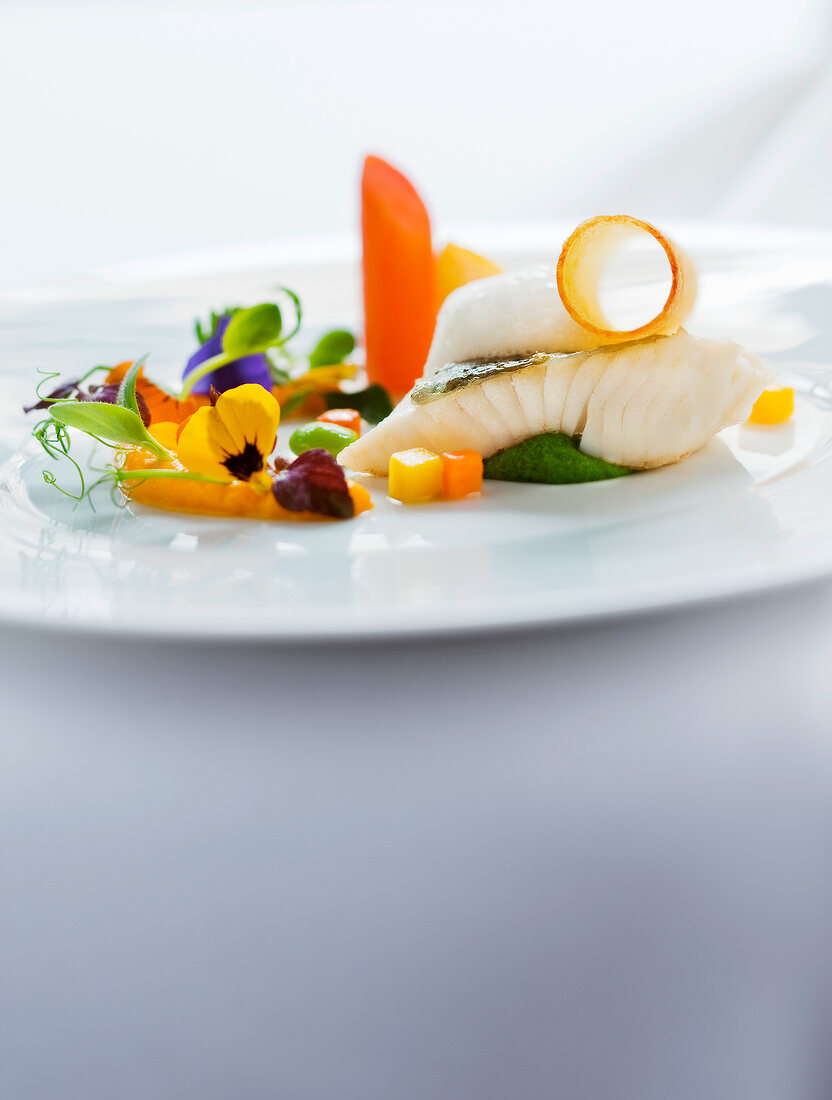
[121,448,372,521]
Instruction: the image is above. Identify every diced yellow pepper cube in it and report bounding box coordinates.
[388,448,444,503]
[748,387,795,425]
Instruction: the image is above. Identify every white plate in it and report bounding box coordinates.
[2,222,832,641]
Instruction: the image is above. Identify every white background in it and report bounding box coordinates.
[2,0,830,291]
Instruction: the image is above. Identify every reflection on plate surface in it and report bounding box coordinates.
[2,224,832,640]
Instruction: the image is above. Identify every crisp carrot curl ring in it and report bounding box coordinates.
[556,215,697,342]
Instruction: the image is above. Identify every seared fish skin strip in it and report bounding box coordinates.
[339,331,769,476]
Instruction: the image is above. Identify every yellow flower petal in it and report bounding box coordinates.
[176,406,235,481]
[204,412,239,462]
[214,384,281,456]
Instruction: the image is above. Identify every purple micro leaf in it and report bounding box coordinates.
[272,449,354,519]
[25,380,151,426]
[23,380,81,413]
[85,384,151,427]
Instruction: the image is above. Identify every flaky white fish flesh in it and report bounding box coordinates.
[423,267,600,377]
[339,330,769,475]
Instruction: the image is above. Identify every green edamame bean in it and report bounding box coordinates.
[289,422,358,458]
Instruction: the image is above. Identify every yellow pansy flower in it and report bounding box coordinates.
[177,384,280,492]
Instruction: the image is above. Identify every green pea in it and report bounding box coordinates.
[289,421,358,458]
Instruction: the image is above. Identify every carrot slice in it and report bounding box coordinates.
[362,155,436,398]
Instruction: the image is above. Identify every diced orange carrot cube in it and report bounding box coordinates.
[748,387,795,425]
[441,450,483,499]
[317,408,362,436]
[388,448,443,504]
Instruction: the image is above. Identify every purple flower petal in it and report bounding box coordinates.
[183,313,272,395]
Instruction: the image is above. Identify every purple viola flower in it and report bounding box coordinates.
[183,313,272,395]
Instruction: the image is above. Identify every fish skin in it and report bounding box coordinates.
[338,330,770,476]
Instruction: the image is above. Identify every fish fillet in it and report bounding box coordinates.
[339,331,769,475]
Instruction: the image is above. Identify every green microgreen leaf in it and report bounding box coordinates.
[222,303,283,357]
[194,307,239,346]
[116,354,147,417]
[309,329,356,369]
[324,383,393,424]
[48,401,167,457]
[273,286,302,346]
[177,350,232,399]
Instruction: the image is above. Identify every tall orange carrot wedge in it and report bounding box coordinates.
[362,155,436,399]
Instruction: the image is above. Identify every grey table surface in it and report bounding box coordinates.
[2,581,832,1099]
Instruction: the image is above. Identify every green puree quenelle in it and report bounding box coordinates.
[483,433,631,484]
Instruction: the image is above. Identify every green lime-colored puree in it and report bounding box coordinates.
[483,433,631,484]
